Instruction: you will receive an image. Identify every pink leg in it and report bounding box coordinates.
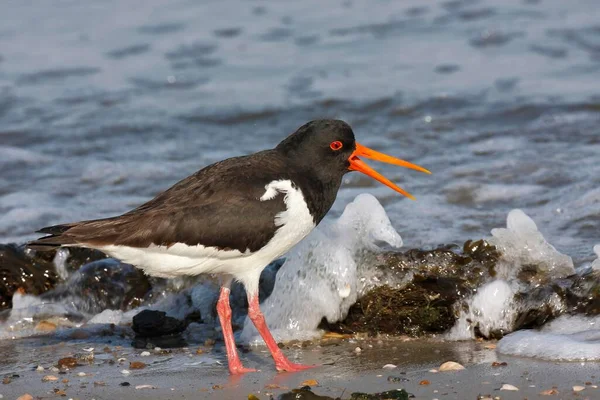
[247,294,316,372]
[216,286,256,374]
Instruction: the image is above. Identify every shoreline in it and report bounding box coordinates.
[1,336,598,399]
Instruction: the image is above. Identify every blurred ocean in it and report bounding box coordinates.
[1,0,599,264]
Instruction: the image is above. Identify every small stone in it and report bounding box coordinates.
[540,388,559,395]
[35,320,57,332]
[354,346,362,354]
[429,369,438,373]
[120,382,131,386]
[212,384,224,390]
[382,364,397,369]
[58,357,78,369]
[121,370,131,375]
[53,389,67,396]
[573,386,585,392]
[69,329,90,340]
[204,339,216,346]
[61,378,69,384]
[2,377,11,384]
[16,394,33,400]
[265,383,288,390]
[301,379,318,387]
[129,361,146,370]
[42,375,59,382]
[135,384,155,389]
[50,367,59,372]
[140,351,151,357]
[36,365,44,372]
[484,344,497,349]
[419,380,430,385]
[492,361,507,367]
[439,361,465,371]
[501,384,519,391]
[94,381,106,386]
[387,376,409,383]
[77,372,86,377]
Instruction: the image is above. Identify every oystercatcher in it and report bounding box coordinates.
[29,119,430,374]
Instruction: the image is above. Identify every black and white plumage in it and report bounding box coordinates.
[29,119,429,374]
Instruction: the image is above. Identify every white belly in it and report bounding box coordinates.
[98,179,315,294]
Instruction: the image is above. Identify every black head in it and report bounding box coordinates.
[276,119,356,178]
[276,119,431,200]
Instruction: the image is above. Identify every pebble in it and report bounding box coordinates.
[42,375,59,382]
[573,386,585,392]
[382,364,397,369]
[500,384,519,391]
[2,377,10,385]
[540,388,559,395]
[419,380,430,385]
[129,361,146,370]
[50,367,60,372]
[135,384,155,390]
[300,379,318,387]
[387,376,409,383]
[429,369,438,373]
[120,382,131,387]
[35,321,57,332]
[121,370,131,375]
[36,365,44,372]
[492,361,507,367]
[77,372,87,377]
[57,357,78,369]
[439,361,465,371]
[16,395,33,400]
[140,351,151,357]
[354,347,362,354]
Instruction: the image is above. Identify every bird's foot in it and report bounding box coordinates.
[275,359,317,373]
[228,361,258,375]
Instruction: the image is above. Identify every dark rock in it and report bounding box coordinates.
[41,258,152,314]
[132,310,187,337]
[0,244,59,310]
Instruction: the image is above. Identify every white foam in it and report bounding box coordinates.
[591,245,600,271]
[240,193,403,344]
[497,315,600,361]
[447,280,516,340]
[488,209,574,278]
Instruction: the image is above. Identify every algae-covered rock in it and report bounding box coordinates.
[325,240,501,336]
[276,388,409,400]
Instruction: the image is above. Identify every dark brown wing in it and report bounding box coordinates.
[29,151,294,253]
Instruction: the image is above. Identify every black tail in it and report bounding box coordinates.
[28,223,79,251]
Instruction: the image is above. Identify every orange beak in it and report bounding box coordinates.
[348,143,431,200]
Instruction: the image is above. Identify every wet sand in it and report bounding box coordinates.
[1,336,598,399]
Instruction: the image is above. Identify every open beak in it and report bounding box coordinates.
[348,143,431,200]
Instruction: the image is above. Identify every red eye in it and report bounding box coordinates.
[330,141,343,151]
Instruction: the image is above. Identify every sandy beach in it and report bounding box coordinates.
[1,336,598,400]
